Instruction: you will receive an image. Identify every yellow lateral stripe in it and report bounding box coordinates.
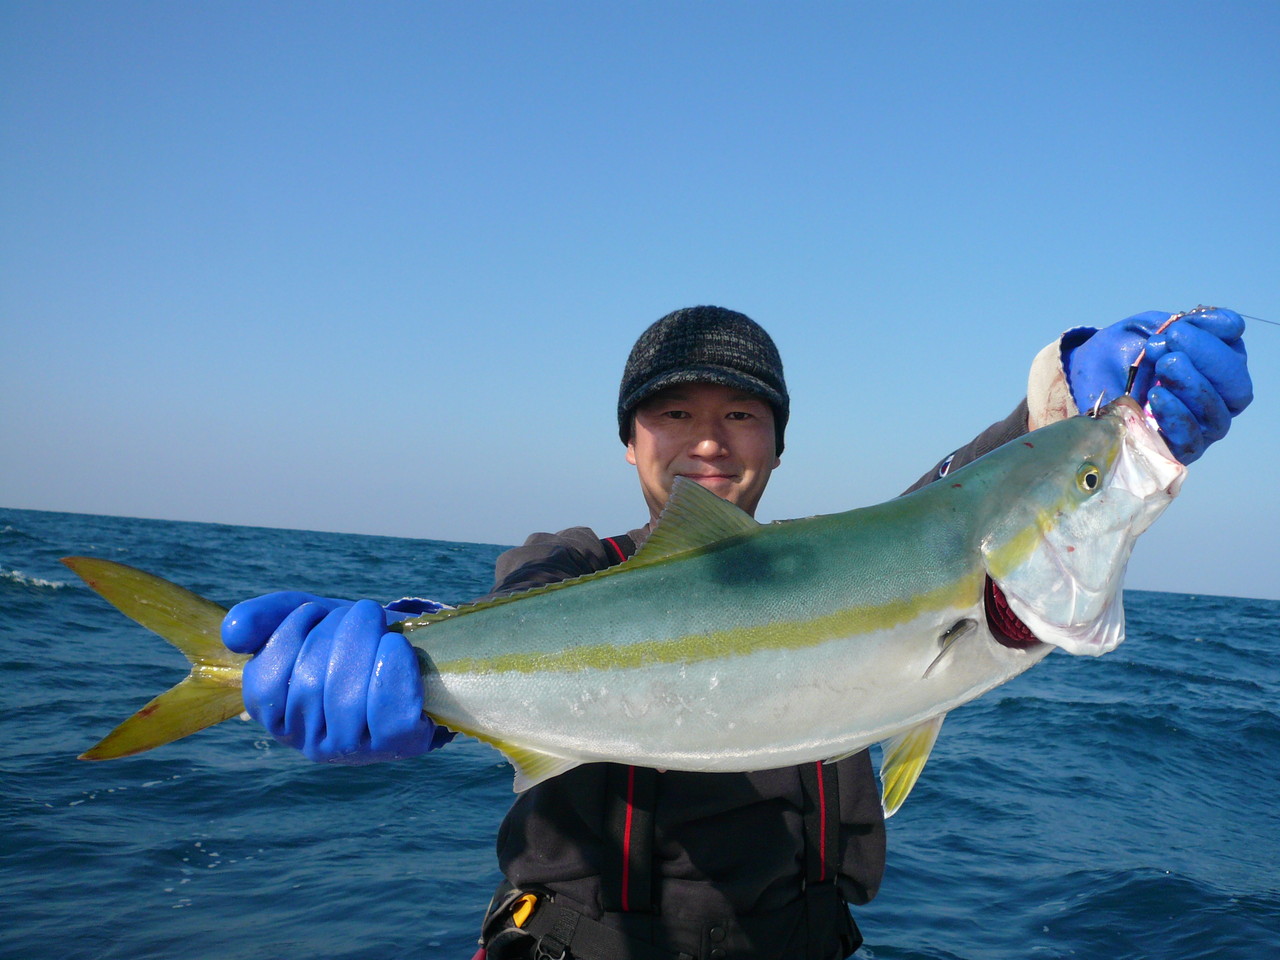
[435,571,984,675]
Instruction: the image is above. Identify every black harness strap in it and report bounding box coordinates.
[598,533,658,917]
[799,760,853,959]
[601,533,636,565]
[602,762,658,914]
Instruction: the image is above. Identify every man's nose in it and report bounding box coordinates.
[690,431,729,458]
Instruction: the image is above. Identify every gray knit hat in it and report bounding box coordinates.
[618,306,789,454]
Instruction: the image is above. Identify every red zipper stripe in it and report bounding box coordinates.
[621,764,637,911]
[814,761,828,881]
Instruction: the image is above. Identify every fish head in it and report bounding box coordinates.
[980,396,1185,657]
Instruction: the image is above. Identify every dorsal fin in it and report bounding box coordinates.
[630,476,761,566]
[396,478,760,636]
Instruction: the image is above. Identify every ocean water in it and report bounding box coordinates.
[2,505,1278,960]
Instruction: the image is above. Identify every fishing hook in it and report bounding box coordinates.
[1123,305,1217,398]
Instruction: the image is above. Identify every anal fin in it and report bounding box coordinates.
[878,714,945,818]
[504,743,583,793]
[433,715,582,792]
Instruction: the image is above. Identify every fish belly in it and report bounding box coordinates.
[424,602,1047,772]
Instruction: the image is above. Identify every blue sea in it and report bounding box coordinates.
[2,505,1278,960]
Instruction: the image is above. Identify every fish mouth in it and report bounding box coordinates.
[984,577,1045,650]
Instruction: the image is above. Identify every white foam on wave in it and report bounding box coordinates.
[2,568,72,589]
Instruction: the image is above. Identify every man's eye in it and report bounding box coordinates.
[662,410,690,419]
[726,411,753,420]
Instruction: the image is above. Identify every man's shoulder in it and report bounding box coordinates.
[488,526,621,599]
[509,523,649,562]
[515,526,607,553]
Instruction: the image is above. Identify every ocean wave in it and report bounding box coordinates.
[1,523,42,541]
[1,567,73,589]
[1041,867,1280,959]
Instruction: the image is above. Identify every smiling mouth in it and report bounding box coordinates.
[984,577,1044,650]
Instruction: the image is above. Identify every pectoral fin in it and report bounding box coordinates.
[878,714,945,818]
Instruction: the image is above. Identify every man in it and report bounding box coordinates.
[223,305,1251,959]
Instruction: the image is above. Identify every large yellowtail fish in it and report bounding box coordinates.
[66,397,1184,815]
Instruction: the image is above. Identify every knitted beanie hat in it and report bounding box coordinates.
[617,306,789,454]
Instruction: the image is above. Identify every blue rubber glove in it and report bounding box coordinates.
[1064,308,1252,463]
[222,590,352,647]
[223,592,452,763]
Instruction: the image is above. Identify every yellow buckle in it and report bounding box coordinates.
[511,893,538,928]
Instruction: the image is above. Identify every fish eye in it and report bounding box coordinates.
[1076,464,1101,493]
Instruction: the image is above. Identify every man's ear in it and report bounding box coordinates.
[625,417,638,465]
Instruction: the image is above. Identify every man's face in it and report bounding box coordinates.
[626,382,781,523]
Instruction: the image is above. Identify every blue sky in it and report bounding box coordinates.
[3,1,1277,600]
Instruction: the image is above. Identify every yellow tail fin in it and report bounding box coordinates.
[62,557,248,760]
